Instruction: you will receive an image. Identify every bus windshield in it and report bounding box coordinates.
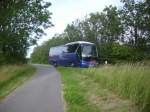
[81,44,97,57]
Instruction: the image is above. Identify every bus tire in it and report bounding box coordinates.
[70,62,75,67]
[53,62,57,67]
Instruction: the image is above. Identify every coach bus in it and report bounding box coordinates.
[48,41,98,67]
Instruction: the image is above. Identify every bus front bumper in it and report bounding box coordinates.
[80,60,98,68]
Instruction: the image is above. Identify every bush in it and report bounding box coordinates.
[98,43,145,64]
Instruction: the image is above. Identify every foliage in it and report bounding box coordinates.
[98,5,123,43]
[31,0,150,64]
[99,43,145,63]
[0,0,52,64]
[120,0,150,49]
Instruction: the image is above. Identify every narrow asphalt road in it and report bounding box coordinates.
[0,64,64,112]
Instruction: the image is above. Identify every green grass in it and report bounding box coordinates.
[91,65,150,112]
[58,64,150,112]
[0,65,36,100]
[58,67,100,112]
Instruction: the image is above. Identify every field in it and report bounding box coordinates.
[58,64,150,112]
[0,65,36,100]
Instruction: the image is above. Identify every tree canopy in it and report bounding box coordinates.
[0,0,52,64]
[31,0,150,64]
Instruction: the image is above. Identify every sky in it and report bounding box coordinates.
[27,0,122,57]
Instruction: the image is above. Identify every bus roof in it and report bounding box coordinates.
[65,41,95,45]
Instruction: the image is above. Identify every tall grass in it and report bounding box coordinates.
[58,67,100,112]
[82,64,150,112]
[0,65,35,100]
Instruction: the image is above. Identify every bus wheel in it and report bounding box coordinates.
[70,63,75,67]
[53,62,57,67]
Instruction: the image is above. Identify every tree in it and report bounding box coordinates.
[80,16,98,42]
[142,0,150,46]
[79,6,123,44]
[31,0,150,65]
[120,0,149,49]
[0,0,52,64]
[64,20,83,42]
[102,6,123,43]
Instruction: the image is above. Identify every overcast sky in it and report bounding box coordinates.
[27,0,122,57]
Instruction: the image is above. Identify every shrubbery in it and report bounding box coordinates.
[31,39,150,64]
[98,43,148,64]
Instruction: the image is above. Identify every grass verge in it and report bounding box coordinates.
[58,64,150,112]
[58,67,100,112]
[0,65,36,100]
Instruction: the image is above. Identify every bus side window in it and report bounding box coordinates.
[62,46,68,53]
[67,44,79,53]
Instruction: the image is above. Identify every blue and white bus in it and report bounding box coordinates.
[48,41,98,67]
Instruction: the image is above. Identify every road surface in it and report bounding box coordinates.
[0,64,64,112]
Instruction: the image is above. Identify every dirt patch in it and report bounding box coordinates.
[78,72,138,112]
[88,89,138,112]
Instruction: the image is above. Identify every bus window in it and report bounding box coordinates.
[65,44,79,53]
[50,46,64,56]
[81,44,97,57]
